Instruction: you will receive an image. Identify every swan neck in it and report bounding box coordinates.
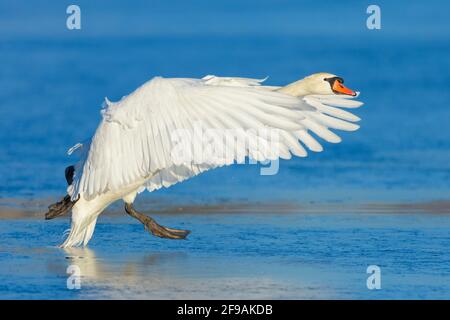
[276,78,310,97]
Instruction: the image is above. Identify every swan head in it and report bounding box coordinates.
[302,72,357,96]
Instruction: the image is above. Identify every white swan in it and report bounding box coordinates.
[45,72,363,247]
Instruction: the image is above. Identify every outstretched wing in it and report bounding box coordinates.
[69,76,363,200]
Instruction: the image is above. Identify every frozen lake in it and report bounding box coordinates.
[1,203,450,299]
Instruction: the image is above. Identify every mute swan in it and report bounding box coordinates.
[46,72,363,247]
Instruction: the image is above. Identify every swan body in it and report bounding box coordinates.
[49,72,364,247]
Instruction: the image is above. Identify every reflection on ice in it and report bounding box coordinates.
[60,247,326,299]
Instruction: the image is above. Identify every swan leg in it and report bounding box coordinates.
[124,203,190,240]
[45,195,77,220]
[45,165,78,220]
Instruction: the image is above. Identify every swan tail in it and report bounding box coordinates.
[60,204,99,248]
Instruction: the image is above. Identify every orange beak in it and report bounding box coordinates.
[332,80,357,96]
